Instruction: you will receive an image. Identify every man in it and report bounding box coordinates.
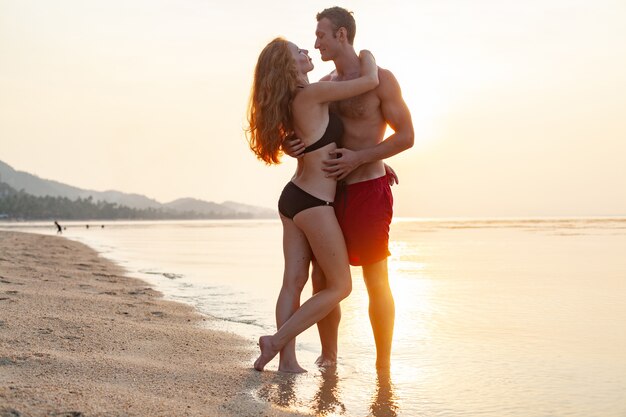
[285,7,414,369]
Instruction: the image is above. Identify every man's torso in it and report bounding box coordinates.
[329,70,387,183]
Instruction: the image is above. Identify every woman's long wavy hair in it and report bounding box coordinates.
[246,38,300,165]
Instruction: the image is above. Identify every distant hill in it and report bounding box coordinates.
[164,198,237,217]
[0,181,219,221]
[222,201,276,218]
[0,159,275,218]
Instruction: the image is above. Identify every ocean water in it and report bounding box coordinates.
[3,218,626,417]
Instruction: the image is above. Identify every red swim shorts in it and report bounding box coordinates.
[334,174,393,266]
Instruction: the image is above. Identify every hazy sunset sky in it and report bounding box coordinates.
[1,0,625,217]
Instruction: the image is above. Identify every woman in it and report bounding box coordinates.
[247,37,378,372]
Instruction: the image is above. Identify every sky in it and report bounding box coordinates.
[1,0,625,217]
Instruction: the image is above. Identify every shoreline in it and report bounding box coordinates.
[0,231,305,417]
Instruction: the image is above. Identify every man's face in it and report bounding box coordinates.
[315,18,339,62]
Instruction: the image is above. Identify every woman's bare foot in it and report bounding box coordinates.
[254,335,280,371]
[278,357,307,373]
[315,354,337,368]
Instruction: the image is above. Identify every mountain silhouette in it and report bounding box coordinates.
[0,159,274,218]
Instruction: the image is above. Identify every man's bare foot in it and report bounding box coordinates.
[315,354,337,368]
[278,360,307,373]
[254,335,280,371]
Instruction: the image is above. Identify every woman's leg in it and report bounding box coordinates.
[255,207,351,371]
[276,215,311,373]
[312,262,341,366]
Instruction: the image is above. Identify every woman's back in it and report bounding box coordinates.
[291,97,341,202]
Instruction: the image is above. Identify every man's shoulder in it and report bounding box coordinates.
[375,67,402,98]
[376,67,399,87]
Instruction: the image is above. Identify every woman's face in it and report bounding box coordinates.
[289,42,314,75]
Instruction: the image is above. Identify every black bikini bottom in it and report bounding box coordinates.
[278,181,333,219]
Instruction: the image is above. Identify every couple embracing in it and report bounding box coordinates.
[247,6,414,372]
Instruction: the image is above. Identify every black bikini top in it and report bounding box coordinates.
[303,112,344,154]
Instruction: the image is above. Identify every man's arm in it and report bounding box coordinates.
[324,69,414,180]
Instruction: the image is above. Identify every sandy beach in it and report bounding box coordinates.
[0,231,304,417]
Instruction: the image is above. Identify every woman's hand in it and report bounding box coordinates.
[358,50,378,86]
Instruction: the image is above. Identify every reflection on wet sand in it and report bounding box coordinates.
[311,367,346,416]
[256,372,299,409]
[256,367,399,416]
[371,369,398,417]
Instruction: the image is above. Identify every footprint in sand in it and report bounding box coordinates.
[0,357,16,366]
[127,288,155,296]
[1,279,24,286]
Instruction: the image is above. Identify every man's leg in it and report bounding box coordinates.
[362,258,395,369]
[311,260,341,366]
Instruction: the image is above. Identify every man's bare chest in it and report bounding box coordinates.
[330,92,381,120]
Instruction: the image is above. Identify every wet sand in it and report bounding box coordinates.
[0,231,305,417]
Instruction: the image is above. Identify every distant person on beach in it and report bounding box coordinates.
[247,37,379,372]
[283,7,414,369]
[54,221,62,234]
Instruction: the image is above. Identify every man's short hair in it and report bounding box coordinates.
[316,7,356,45]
